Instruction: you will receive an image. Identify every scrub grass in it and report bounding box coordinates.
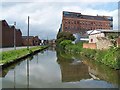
[0,46,47,64]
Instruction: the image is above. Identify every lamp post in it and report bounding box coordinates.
[14,22,16,50]
[27,16,30,50]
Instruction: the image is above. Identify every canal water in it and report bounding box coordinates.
[1,47,120,88]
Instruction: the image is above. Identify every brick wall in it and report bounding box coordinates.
[16,29,22,46]
[22,36,40,46]
[83,43,97,49]
[1,20,22,47]
[0,21,2,48]
[22,37,34,46]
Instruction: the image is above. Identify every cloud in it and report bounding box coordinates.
[1,2,118,39]
[2,0,120,2]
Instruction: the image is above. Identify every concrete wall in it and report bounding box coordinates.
[83,38,113,50]
[96,38,113,50]
[83,43,97,49]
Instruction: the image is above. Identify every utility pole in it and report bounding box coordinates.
[27,16,30,50]
[14,22,16,50]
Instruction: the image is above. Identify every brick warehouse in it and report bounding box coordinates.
[0,20,22,47]
[22,36,40,46]
[60,11,113,37]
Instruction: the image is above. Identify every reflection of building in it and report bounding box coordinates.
[61,11,113,36]
[0,20,22,47]
[58,59,91,82]
[82,60,120,85]
[48,39,56,46]
[22,36,40,46]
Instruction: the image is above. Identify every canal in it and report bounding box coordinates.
[1,47,120,88]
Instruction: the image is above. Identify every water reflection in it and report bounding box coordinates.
[87,61,120,87]
[27,59,29,88]
[56,49,120,88]
[57,53,91,82]
[1,48,120,88]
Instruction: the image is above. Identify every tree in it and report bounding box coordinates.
[57,31,75,41]
[56,31,75,44]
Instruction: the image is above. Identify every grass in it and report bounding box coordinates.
[58,40,120,69]
[0,46,47,64]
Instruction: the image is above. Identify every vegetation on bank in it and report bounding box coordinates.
[0,46,47,64]
[57,39,120,69]
[56,31,75,45]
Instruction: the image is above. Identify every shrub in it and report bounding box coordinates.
[60,40,72,49]
[56,32,75,45]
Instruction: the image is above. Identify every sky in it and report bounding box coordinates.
[0,0,119,39]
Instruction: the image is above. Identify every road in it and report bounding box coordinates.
[0,46,36,52]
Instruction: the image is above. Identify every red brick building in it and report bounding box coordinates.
[60,11,113,37]
[0,20,22,47]
[22,36,40,46]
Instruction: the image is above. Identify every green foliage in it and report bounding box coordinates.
[57,31,75,41]
[65,42,83,53]
[0,46,47,64]
[60,40,72,49]
[107,33,118,39]
[56,31,75,45]
[107,33,118,47]
[82,48,96,59]
[60,40,120,69]
[82,47,120,69]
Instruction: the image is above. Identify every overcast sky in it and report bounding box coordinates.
[0,0,119,39]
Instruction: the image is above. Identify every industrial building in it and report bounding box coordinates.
[0,20,22,47]
[60,11,113,38]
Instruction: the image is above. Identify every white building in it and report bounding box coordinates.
[87,29,119,43]
[84,29,120,49]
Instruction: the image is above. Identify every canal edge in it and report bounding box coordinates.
[0,46,49,69]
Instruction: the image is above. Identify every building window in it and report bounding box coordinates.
[74,21,76,24]
[71,21,73,24]
[91,39,93,42]
[65,27,67,30]
[68,21,70,24]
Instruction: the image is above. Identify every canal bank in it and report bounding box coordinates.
[0,46,48,69]
[58,40,120,70]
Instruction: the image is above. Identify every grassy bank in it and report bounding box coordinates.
[59,40,120,69]
[0,46,48,65]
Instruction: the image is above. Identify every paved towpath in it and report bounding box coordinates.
[0,46,36,52]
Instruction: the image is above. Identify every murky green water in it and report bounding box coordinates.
[0,47,120,88]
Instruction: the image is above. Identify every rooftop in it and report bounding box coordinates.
[87,29,120,35]
[63,11,113,21]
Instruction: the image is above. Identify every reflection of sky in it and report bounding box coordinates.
[1,50,118,88]
[63,79,117,88]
